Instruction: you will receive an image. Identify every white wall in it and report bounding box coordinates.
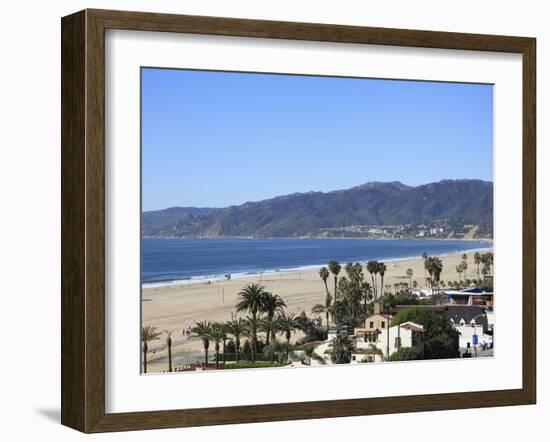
[0,1,547,441]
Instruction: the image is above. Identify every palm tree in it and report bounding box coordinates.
[263,337,286,363]
[378,262,387,298]
[406,268,413,289]
[362,282,373,320]
[422,252,428,285]
[303,344,326,365]
[225,318,249,362]
[236,283,268,361]
[474,252,482,278]
[328,333,353,364]
[141,326,161,374]
[366,260,379,299]
[328,260,341,300]
[163,329,175,372]
[456,264,463,282]
[461,259,468,280]
[259,316,280,354]
[191,320,213,366]
[318,267,332,330]
[481,252,493,277]
[209,322,226,369]
[243,315,263,361]
[261,292,286,345]
[277,312,300,363]
[311,303,328,333]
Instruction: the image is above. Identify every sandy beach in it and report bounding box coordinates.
[142,248,491,372]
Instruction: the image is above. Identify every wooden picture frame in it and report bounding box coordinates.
[61,9,536,433]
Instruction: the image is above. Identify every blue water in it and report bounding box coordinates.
[141,238,490,287]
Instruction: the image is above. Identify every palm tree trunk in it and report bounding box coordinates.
[334,276,338,300]
[235,338,240,362]
[252,313,257,362]
[143,342,148,374]
[286,338,290,362]
[222,339,226,368]
[215,344,220,369]
[167,339,172,372]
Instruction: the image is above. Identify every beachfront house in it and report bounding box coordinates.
[444,288,494,309]
[354,302,392,337]
[446,305,492,356]
[354,321,424,361]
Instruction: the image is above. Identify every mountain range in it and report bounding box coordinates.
[142,179,493,238]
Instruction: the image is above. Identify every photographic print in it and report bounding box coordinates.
[140,68,494,374]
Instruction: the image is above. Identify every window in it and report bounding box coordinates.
[369,321,374,328]
[381,321,386,328]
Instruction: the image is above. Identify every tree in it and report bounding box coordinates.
[366,260,379,299]
[474,252,482,278]
[259,316,280,354]
[263,337,286,363]
[456,264,463,282]
[328,333,354,364]
[210,322,226,369]
[363,282,373,318]
[460,259,468,280]
[422,252,428,285]
[424,256,443,299]
[303,344,326,365]
[378,262,387,300]
[191,320,213,366]
[328,260,342,300]
[406,268,414,289]
[318,267,332,333]
[163,329,175,372]
[236,283,268,361]
[388,346,422,361]
[392,307,459,359]
[277,312,300,363]
[481,252,494,277]
[311,303,328,334]
[141,325,161,374]
[225,318,249,362]
[260,292,286,345]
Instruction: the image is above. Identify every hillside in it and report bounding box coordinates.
[142,179,493,239]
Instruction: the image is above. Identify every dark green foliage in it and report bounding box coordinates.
[392,308,459,359]
[329,333,354,364]
[388,347,423,361]
[225,339,236,354]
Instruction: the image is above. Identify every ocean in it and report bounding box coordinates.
[141,238,490,287]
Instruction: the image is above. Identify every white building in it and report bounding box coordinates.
[355,321,424,360]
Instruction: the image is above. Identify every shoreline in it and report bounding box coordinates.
[142,245,493,289]
[142,248,493,372]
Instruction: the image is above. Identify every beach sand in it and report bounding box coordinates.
[142,248,491,372]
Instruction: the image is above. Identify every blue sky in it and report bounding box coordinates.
[142,68,493,211]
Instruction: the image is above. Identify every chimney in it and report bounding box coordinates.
[374,302,381,315]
